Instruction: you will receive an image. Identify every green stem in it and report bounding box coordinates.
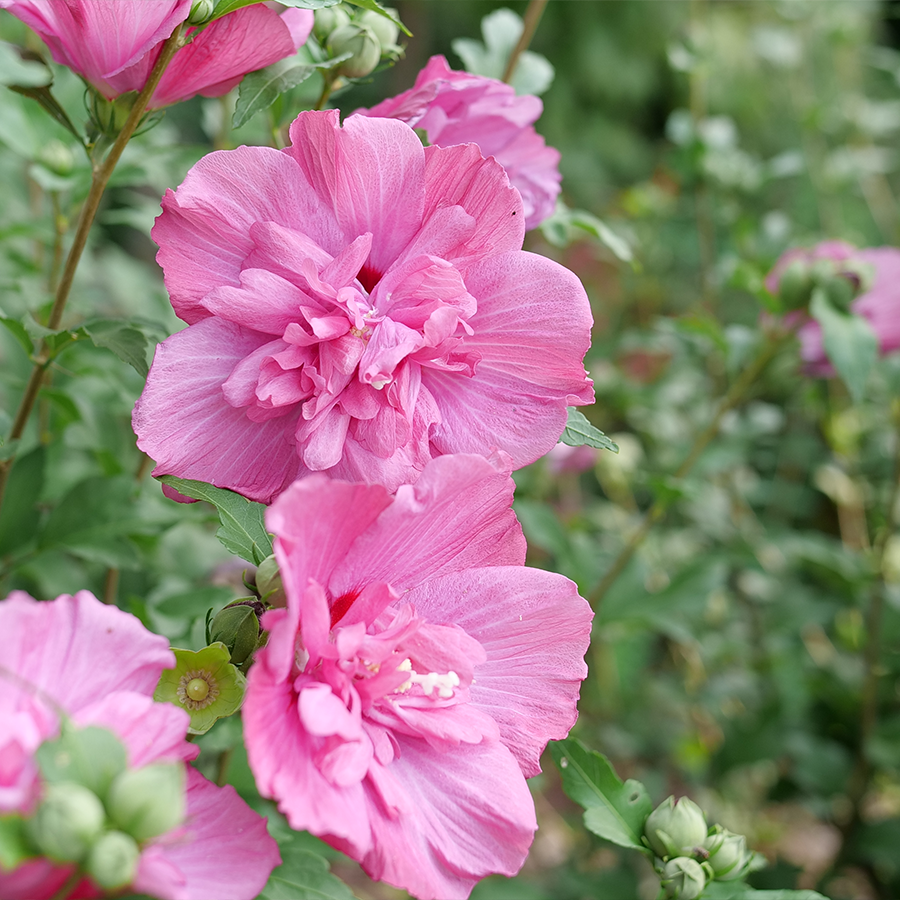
[49,869,82,900]
[589,329,790,610]
[502,0,548,84]
[0,24,185,515]
[315,73,336,111]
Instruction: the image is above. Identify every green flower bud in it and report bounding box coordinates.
[644,796,708,859]
[85,830,140,890]
[660,857,707,900]
[188,0,215,25]
[329,23,381,79]
[357,8,399,48]
[705,826,751,881]
[821,273,856,312]
[89,89,138,137]
[777,259,813,311]
[35,140,74,177]
[208,600,263,666]
[255,554,285,605]
[313,5,351,43]
[26,782,105,863]
[106,764,185,842]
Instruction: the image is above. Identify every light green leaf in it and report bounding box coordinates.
[560,409,618,453]
[0,42,52,88]
[212,0,339,21]
[0,815,32,871]
[540,202,635,263]
[158,476,272,565]
[258,845,356,900]
[233,59,320,128]
[809,288,878,403]
[550,739,653,851]
[83,319,152,377]
[342,0,410,36]
[703,884,829,900]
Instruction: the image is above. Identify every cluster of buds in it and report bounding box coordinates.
[644,796,754,899]
[9,724,184,891]
[776,254,872,313]
[313,3,402,79]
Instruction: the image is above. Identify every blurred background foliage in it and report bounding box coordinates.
[2,1,900,898]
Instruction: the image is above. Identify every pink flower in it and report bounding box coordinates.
[243,454,593,900]
[0,590,280,900]
[358,55,561,230]
[766,240,900,373]
[0,1,313,109]
[546,442,598,475]
[134,110,593,502]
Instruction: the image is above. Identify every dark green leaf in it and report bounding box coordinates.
[560,408,618,453]
[83,319,152,377]
[8,84,83,141]
[0,306,34,356]
[158,476,272,565]
[212,0,339,20]
[0,446,45,555]
[550,739,652,851]
[0,815,31,871]
[258,845,356,900]
[809,288,877,403]
[233,60,320,129]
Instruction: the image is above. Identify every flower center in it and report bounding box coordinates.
[394,658,461,699]
[176,669,219,710]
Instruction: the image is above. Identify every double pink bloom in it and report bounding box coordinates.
[243,453,593,899]
[0,0,313,109]
[0,591,280,900]
[134,110,593,502]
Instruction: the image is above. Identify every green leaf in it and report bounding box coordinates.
[0,42,52,88]
[809,288,877,403]
[702,885,829,900]
[539,202,635,262]
[153,585,235,619]
[82,319,152,377]
[212,0,339,20]
[550,739,653,852]
[158,476,273,565]
[0,446,45,555]
[258,845,356,900]
[0,815,32,871]
[342,0,411,36]
[560,409,618,453]
[233,59,320,129]
[0,308,33,356]
[36,724,128,801]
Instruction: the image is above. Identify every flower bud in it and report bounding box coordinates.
[644,795,708,859]
[777,258,813,311]
[313,5,351,43]
[85,830,140,890]
[188,0,215,25]
[89,90,138,137]
[36,140,74,177]
[357,8,399,48]
[255,554,285,605]
[329,23,382,79]
[208,600,263,666]
[659,857,707,900]
[821,273,856,312]
[705,826,751,880]
[27,782,105,862]
[106,764,185,842]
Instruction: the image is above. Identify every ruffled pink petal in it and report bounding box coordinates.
[133,768,280,900]
[353,737,536,900]
[133,318,303,504]
[425,250,593,467]
[152,145,340,325]
[0,590,173,715]
[327,453,526,597]
[405,568,592,777]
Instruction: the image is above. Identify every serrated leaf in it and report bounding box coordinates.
[158,476,272,565]
[83,319,151,377]
[560,408,618,453]
[809,288,877,403]
[233,59,319,128]
[212,0,339,20]
[550,739,652,851]
[0,307,33,356]
[259,845,356,900]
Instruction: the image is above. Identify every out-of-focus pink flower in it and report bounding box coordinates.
[546,442,598,475]
[766,240,900,373]
[0,590,280,900]
[134,110,593,502]
[0,1,313,109]
[243,454,593,900]
[358,55,561,230]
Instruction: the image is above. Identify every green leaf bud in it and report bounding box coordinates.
[357,8,400,49]
[106,764,185,842]
[777,258,813,312]
[85,830,140,890]
[644,795,708,859]
[208,600,263,666]
[188,0,215,25]
[313,5,351,43]
[705,826,751,880]
[255,554,285,605]
[659,857,707,900]
[329,23,381,79]
[26,782,105,863]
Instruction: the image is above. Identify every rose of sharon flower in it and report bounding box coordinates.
[134,110,593,502]
[0,0,313,109]
[243,453,593,900]
[0,590,280,900]
[766,240,900,373]
[358,55,561,230]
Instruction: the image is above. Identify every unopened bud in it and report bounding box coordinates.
[107,764,185,842]
[705,826,751,880]
[660,857,707,900]
[644,796,708,859]
[85,830,140,890]
[188,0,215,25]
[27,782,105,863]
[329,23,381,79]
[255,554,285,605]
[89,90,138,137]
[208,600,263,666]
[313,4,351,43]
[821,273,856,311]
[357,8,399,48]
[36,140,74,177]
[777,259,813,312]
